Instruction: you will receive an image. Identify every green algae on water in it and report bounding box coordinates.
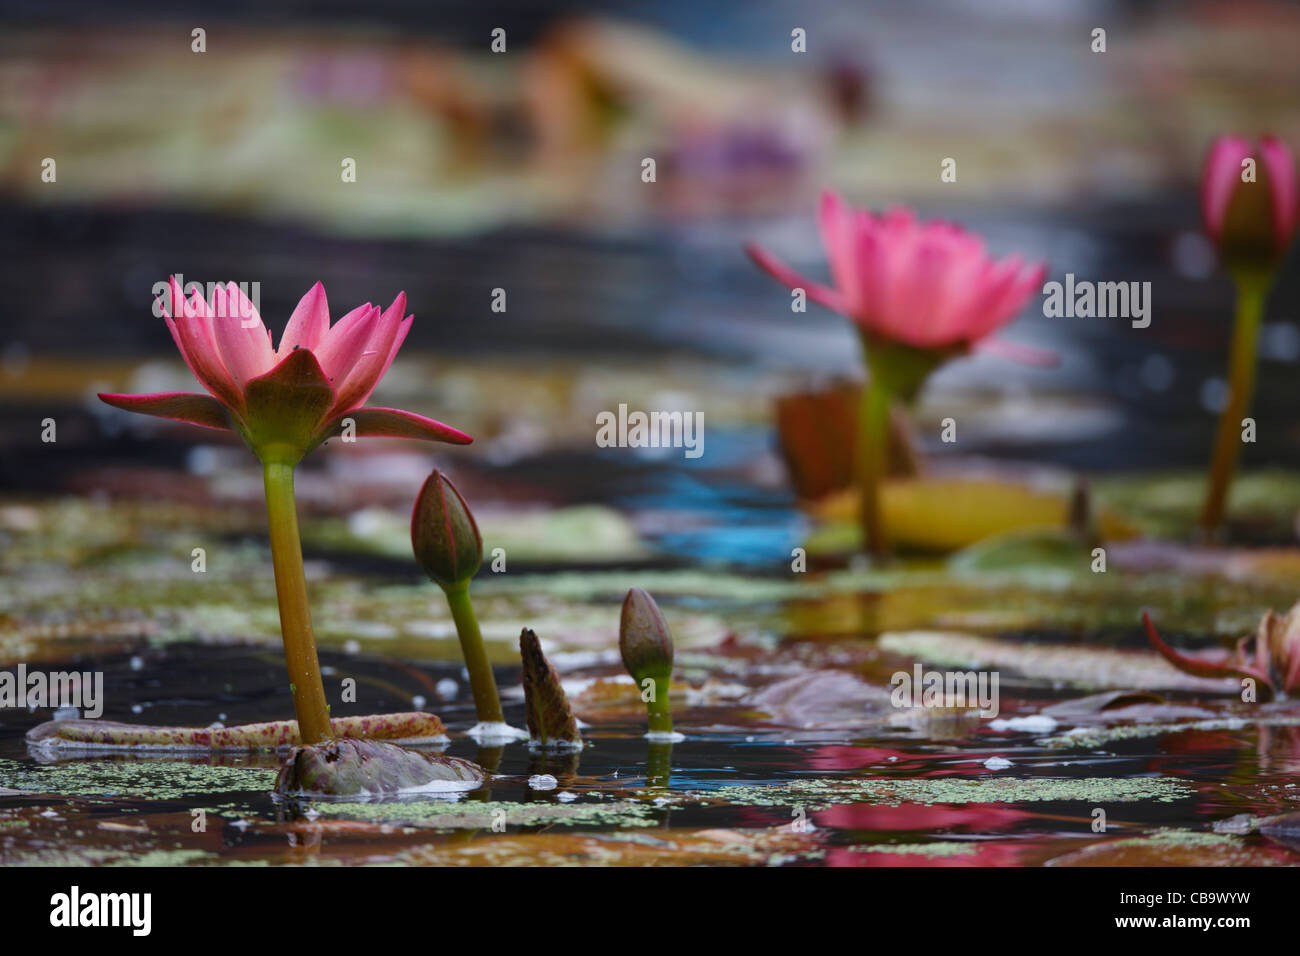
[0,757,277,799]
[308,798,660,829]
[693,775,1194,811]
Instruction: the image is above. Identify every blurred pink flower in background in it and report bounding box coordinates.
[1201,135,1298,264]
[746,191,1047,354]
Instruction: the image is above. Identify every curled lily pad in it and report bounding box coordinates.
[275,738,484,798]
[520,628,582,751]
[26,712,447,751]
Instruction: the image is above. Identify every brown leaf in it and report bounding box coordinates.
[520,628,582,750]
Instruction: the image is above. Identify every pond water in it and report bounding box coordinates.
[3,204,1300,866]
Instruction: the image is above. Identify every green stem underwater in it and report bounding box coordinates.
[443,582,505,724]
[1200,269,1272,536]
[262,461,333,746]
[856,372,893,559]
[645,674,673,735]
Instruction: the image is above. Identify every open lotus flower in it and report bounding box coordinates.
[95,278,473,756]
[1201,135,1298,269]
[1198,137,1298,534]
[1144,607,1300,701]
[746,193,1048,557]
[99,277,471,465]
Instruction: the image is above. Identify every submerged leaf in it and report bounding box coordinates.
[392,825,822,867]
[275,738,484,797]
[808,476,1136,554]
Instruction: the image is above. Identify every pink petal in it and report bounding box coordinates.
[331,292,405,415]
[212,282,276,390]
[164,280,243,411]
[97,392,232,431]
[382,314,413,378]
[278,281,331,357]
[1201,136,1253,241]
[817,190,860,306]
[313,303,377,385]
[315,407,473,447]
[1259,136,1298,249]
[745,243,847,314]
[974,337,1060,367]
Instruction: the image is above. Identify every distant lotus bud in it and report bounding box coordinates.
[620,587,674,682]
[620,588,675,736]
[1202,135,1298,269]
[411,469,482,589]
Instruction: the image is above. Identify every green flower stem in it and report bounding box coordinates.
[442,581,504,724]
[262,461,333,746]
[1200,268,1272,535]
[856,372,894,559]
[646,740,673,787]
[645,673,673,735]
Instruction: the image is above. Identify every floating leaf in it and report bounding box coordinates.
[879,631,1239,693]
[26,711,447,751]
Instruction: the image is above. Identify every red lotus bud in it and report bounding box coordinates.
[411,469,482,589]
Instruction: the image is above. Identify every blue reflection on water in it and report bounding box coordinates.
[603,425,808,568]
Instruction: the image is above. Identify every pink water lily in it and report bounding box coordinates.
[1144,608,1300,701]
[99,277,471,464]
[746,192,1048,355]
[745,192,1050,558]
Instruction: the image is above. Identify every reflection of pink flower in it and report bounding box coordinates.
[825,841,1025,868]
[1201,136,1298,261]
[99,278,471,463]
[1144,607,1300,700]
[807,746,913,772]
[816,802,1029,834]
[746,191,1047,353]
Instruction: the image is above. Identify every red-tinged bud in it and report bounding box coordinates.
[1202,135,1298,270]
[411,469,482,590]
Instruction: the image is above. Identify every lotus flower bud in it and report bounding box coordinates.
[1202,135,1298,270]
[411,469,482,590]
[620,588,675,735]
[620,587,674,683]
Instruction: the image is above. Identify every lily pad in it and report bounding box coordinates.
[878,630,1240,693]
[274,739,484,798]
[25,712,448,751]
